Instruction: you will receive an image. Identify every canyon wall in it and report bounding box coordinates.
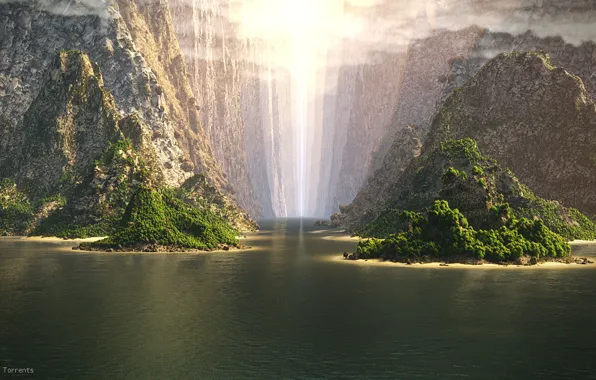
[0,0,242,210]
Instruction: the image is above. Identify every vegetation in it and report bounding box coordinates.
[81,185,239,251]
[356,138,596,242]
[32,137,143,239]
[18,135,242,251]
[355,200,570,264]
[351,138,596,264]
[0,179,34,235]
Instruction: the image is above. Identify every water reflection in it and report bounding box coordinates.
[0,222,595,379]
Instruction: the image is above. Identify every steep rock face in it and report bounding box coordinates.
[336,126,422,231]
[369,27,485,171]
[328,53,408,215]
[168,0,263,218]
[426,52,596,215]
[355,138,596,243]
[7,51,120,198]
[441,31,596,104]
[0,0,236,201]
[114,0,232,190]
[343,24,596,221]
[320,65,358,217]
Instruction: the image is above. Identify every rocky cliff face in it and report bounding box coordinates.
[426,52,596,214]
[5,51,120,198]
[168,0,263,218]
[339,24,596,221]
[0,0,232,190]
[326,53,408,215]
[339,52,596,228]
[368,27,486,172]
[0,0,255,232]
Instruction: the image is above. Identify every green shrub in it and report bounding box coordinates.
[355,200,571,263]
[85,185,239,251]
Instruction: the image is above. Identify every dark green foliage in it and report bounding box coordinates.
[355,200,571,263]
[84,185,239,251]
[440,138,485,163]
[355,207,423,238]
[358,138,596,242]
[0,179,34,234]
[514,199,596,241]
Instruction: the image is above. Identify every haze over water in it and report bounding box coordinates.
[2,219,596,379]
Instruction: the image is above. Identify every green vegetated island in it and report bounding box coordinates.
[324,51,596,266]
[348,139,595,266]
[0,51,256,252]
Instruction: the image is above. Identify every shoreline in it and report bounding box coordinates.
[331,255,595,269]
[0,235,253,254]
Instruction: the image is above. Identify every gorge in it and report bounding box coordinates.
[2,0,596,378]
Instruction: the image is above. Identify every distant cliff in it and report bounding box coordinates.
[0,0,255,234]
[168,1,265,218]
[339,52,596,229]
[426,52,596,215]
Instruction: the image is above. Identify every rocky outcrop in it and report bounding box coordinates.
[6,51,120,198]
[367,27,486,174]
[336,126,422,231]
[0,0,238,204]
[0,1,259,236]
[425,52,596,215]
[339,51,596,229]
[168,0,263,218]
[355,138,596,242]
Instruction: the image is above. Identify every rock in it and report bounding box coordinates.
[223,246,230,251]
[343,252,349,259]
[530,257,538,265]
[440,263,449,267]
[1,231,7,237]
[426,52,596,215]
[0,0,256,226]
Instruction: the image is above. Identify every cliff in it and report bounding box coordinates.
[168,0,264,218]
[355,138,596,242]
[341,21,596,219]
[425,52,596,215]
[322,53,408,216]
[0,1,256,236]
[0,0,241,205]
[339,49,596,229]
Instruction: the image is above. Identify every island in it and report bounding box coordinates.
[340,139,596,266]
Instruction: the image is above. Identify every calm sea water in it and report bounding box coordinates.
[1,218,596,380]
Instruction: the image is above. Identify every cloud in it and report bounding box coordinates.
[0,0,112,19]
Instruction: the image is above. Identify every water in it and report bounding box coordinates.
[1,219,596,380]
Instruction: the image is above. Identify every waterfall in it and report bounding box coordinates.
[167,0,420,217]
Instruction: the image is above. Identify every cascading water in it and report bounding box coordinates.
[168,0,573,218]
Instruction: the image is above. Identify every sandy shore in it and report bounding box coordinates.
[569,240,596,245]
[0,236,107,243]
[329,255,594,269]
[0,235,254,255]
[309,229,360,242]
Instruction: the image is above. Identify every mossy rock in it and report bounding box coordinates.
[355,200,571,264]
[82,185,239,251]
[356,138,596,242]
